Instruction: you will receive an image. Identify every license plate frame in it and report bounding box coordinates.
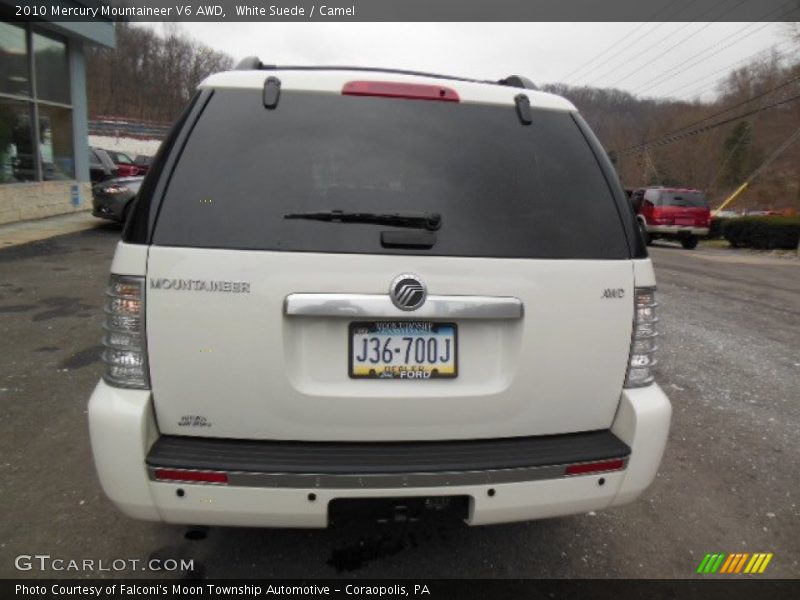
[348,321,458,380]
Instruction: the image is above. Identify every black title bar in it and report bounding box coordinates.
[5,0,800,22]
[5,579,800,600]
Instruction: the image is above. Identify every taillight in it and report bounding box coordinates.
[102,275,149,389]
[153,469,228,484]
[650,208,672,225]
[564,459,626,476]
[342,80,460,102]
[624,287,658,388]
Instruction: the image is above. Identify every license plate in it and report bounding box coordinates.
[349,321,457,379]
[675,218,694,226]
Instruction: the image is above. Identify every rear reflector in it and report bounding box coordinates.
[342,80,460,102]
[564,459,626,476]
[153,469,228,484]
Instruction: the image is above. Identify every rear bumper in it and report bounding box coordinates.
[91,196,126,221]
[647,225,709,236]
[91,208,119,221]
[88,381,671,527]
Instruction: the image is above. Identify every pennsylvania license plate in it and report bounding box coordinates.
[349,321,457,379]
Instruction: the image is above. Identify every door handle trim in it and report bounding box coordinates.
[285,293,523,320]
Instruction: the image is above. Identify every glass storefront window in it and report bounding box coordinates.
[0,22,30,98]
[0,23,76,185]
[33,32,70,104]
[0,98,36,183]
[37,104,74,180]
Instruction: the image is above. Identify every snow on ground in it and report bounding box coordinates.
[88,135,162,158]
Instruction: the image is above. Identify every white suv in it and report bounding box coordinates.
[89,62,671,528]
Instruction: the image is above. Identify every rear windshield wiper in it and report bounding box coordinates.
[284,210,442,231]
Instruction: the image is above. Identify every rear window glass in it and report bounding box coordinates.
[658,191,708,208]
[152,89,629,259]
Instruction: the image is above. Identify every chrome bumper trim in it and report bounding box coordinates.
[148,459,627,489]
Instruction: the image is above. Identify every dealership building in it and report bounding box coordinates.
[0,7,114,224]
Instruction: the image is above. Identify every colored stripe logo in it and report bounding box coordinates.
[696,552,773,574]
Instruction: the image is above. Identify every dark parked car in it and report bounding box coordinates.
[89,147,118,183]
[133,155,153,175]
[91,176,143,223]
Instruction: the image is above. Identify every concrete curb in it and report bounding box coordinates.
[0,210,107,249]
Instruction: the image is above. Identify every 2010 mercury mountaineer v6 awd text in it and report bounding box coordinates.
[88,61,671,528]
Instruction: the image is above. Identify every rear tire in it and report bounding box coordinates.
[681,236,699,250]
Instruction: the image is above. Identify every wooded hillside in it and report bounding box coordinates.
[545,45,800,210]
[86,23,233,123]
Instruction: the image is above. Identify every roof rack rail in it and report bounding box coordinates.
[230,60,537,90]
[498,75,538,90]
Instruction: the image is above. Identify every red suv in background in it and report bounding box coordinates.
[632,187,711,249]
[104,150,142,177]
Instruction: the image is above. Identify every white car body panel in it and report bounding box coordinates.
[88,69,672,527]
[145,247,635,441]
[88,379,670,527]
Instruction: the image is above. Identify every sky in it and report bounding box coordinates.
[145,22,796,101]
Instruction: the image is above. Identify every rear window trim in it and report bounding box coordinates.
[123,89,214,244]
[572,113,645,259]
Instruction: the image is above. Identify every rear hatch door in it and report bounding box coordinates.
[145,82,636,441]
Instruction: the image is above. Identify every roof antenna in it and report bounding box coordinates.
[236,56,263,70]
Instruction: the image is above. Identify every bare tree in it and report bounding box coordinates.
[86,23,234,123]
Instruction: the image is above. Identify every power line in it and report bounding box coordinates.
[748,125,800,181]
[603,0,743,89]
[559,24,644,83]
[583,0,735,88]
[563,23,667,84]
[630,21,784,95]
[604,22,718,88]
[560,0,687,83]
[705,72,800,188]
[660,41,797,100]
[583,23,696,87]
[613,91,800,156]
[714,124,800,211]
[666,72,800,137]
[628,1,795,95]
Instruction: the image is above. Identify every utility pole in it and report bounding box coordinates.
[714,125,800,214]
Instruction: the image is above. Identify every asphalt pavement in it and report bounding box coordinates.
[0,225,798,579]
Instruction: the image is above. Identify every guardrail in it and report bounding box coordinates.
[88,116,170,140]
